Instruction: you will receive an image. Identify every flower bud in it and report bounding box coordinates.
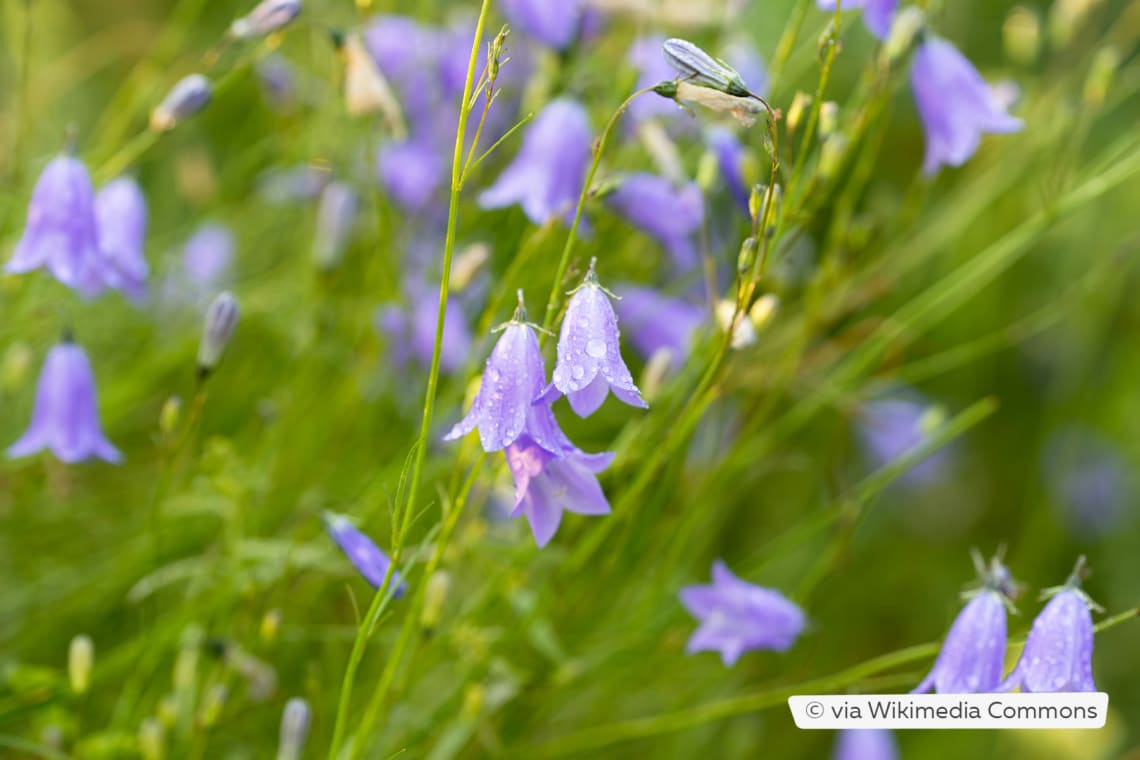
[662,38,751,97]
[750,184,782,232]
[139,717,165,760]
[230,0,301,40]
[68,634,94,695]
[1003,6,1041,66]
[818,134,849,180]
[817,20,839,62]
[276,698,311,760]
[159,396,182,436]
[749,294,779,330]
[786,91,811,133]
[198,291,240,377]
[736,236,759,277]
[312,181,358,271]
[715,299,756,349]
[151,74,212,132]
[1082,46,1120,109]
[420,570,451,632]
[883,7,925,64]
[818,101,839,140]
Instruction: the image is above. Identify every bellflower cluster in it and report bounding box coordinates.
[323,512,407,596]
[606,173,704,272]
[680,560,806,666]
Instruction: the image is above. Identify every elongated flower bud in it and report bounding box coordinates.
[68,635,94,695]
[276,698,311,760]
[231,0,301,40]
[420,571,451,632]
[198,292,240,377]
[663,38,751,97]
[151,74,212,132]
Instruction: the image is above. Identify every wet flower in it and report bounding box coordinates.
[999,560,1098,693]
[505,434,613,547]
[277,697,311,760]
[681,560,805,666]
[312,181,358,271]
[614,286,705,368]
[323,512,407,596]
[230,0,301,39]
[913,555,1017,694]
[500,0,586,50]
[479,98,592,226]
[832,729,898,760]
[378,139,446,212]
[9,340,121,464]
[817,0,899,41]
[911,37,1023,175]
[198,292,240,377]
[6,154,106,297]
[95,176,149,303]
[150,74,212,132]
[540,262,647,417]
[606,173,704,272]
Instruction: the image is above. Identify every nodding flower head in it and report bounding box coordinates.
[151,74,212,132]
[230,0,301,40]
[999,558,1099,693]
[913,553,1018,694]
[95,176,149,303]
[323,512,407,596]
[9,339,121,464]
[6,154,106,297]
[663,38,751,97]
[605,173,705,272]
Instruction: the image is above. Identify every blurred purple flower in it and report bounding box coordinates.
[500,0,585,50]
[724,40,769,98]
[999,581,1096,693]
[230,0,301,39]
[151,74,212,132]
[375,287,472,374]
[363,15,441,127]
[312,181,358,270]
[182,223,235,292]
[378,139,446,213]
[540,266,646,417]
[1042,429,1129,537]
[9,341,121,464]
[614,285,705,367]
[257,164,330,203]
[707,126,750,214]
[627,36,686,126]
[6,155,106,297]
[817,0,898,40]
[681,560,806,666]
[324,512,406,596]
[479,98,592,226]
[857,394,948,485]
[505,434,613,547]
[95,176,149,303]
[257,54,298,111]
[607,174,704,272]
[832,729,898,760]
[911,37,1023,175]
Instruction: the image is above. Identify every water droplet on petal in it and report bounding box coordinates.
[571,365,585,380]
[586,339,606,358]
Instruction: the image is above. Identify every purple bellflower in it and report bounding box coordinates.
[378,139,447,213]
[681,560,806,666]
[362,15,441,129]
[505,435,614,547]
[95,176,149,303]
[7,154,106,297]
[1042,428,1129,537]
[9,340,121,464]
[857,393,950,485]
[230,0,301,40]
[614,285,705,368]
[913,554,1017,694]
[999,559,1098,693]
[817,0,899,41]
[478,98,592,227]
[323,512,407,596]
[707,126,750,214]
[832,729,898,760]
[375,283,472,374]
[606,173,704,272]
[500,0,584,50]
[539,260,647,417]
[911,37,1023,175]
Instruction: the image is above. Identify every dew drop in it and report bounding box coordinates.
[586,339,606,358]
[571,365,585,380]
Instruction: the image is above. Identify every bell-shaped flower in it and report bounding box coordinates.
[857,392,950,485]
[817,0,899,40]
[999,561,1098,693]
[95,176,149,302]
[540,262,646,417]
[277,697,312,760]
[681,560,806,666]
[8,340,121,464]
[505,433,613,547]
[500,0,585,50]
[606,173,704,272]
[914,556,1017,693]
[378,138,446,213]
[362,15,439,129]
[615,285,705,368]
[6,154,106,297]
[323,512,407,596]
[832,729,898,760]
[911,37,1023,175]
[478,98,592,227]
[375,282,472,375]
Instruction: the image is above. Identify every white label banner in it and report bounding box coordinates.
[788,693,1108,729]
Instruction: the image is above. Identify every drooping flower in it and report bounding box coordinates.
[375,283,472,374]
[540,261,646,417]
[499,0,585,50]
[9,340,121,464]
[817,0,899,41]
[681,560,806,666]
[6,154,106,297]
[913,556,1017,694]
[614,286,705,368]
[478,98,592,227]
[606,173,704,272]
[312,181,358,271]
[505,434,613,547]
[832,729,898,760]
[999,560,1098,693]
[911,37,1023,175]
[323,512,407,596]
[95,176,149,302]
[150,74,212,132]
[230,0,301,40]
[662,38,752,97]
[857,393,950,485]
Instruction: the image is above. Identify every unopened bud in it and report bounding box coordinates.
[198,291,240,377]
[818,134,849,179]
[1003,6,1041,66]
[817,20,839,62]
[276,698,311,760]
[1083,46,1120,108]
[420,571,451,632]
[737,236,759,276]
[884,7,926,64]
[749,294,779,330]
[139,717,165,760]
[489,26,510,81]
[715,300,756,349]
[68,635,94,695]
[662,38,751,97]
[159,396,182,436]
[151,74,212,132]
[750,184,783,231]
[230,0,301,39]
[818,101,839,139]
[786,91,811,133]
[313,181,358,271]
